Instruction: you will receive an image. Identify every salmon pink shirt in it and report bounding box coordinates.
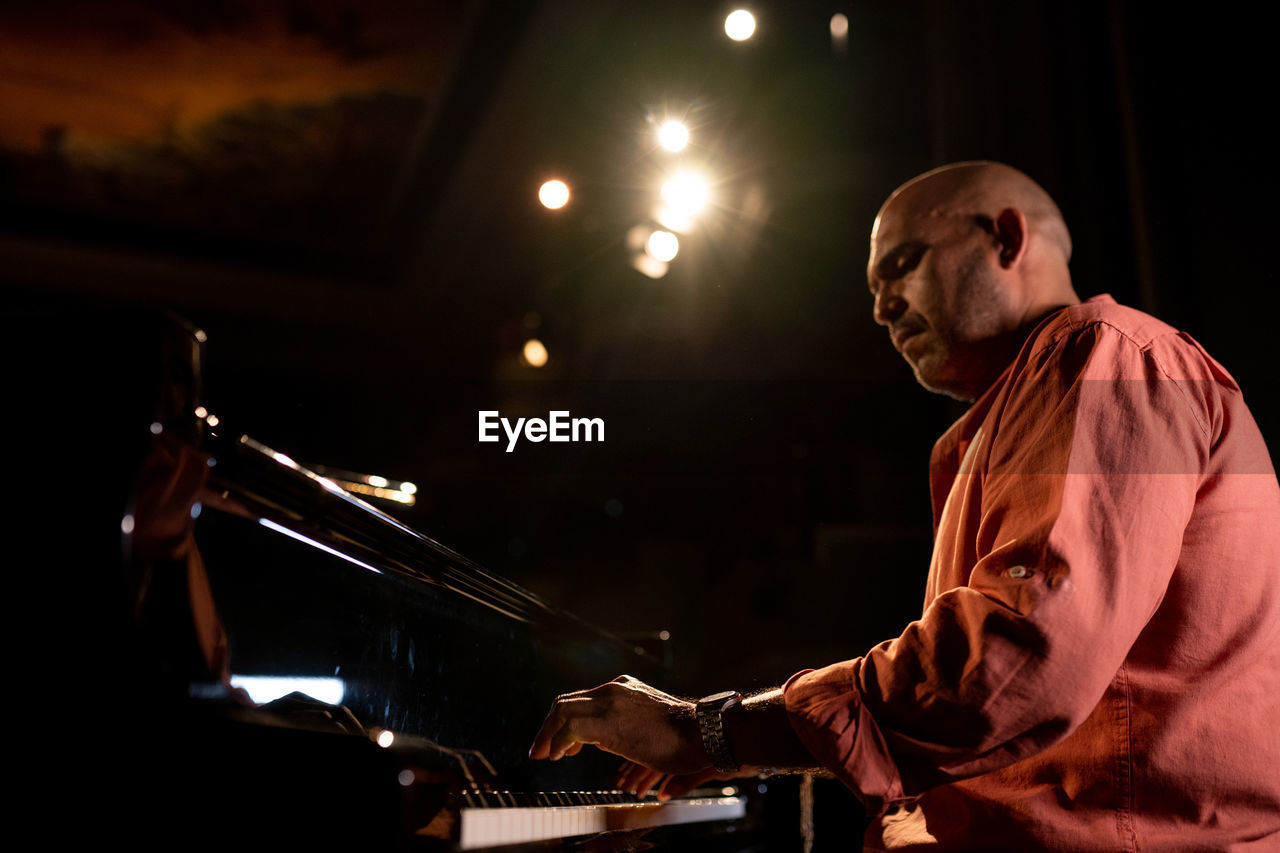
[784,296,1280,850]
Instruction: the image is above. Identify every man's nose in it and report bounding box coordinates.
[873,286,907,326]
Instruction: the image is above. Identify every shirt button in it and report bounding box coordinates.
[1008,566,1028,579]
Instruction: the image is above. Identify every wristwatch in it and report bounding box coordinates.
[695,690,742,773]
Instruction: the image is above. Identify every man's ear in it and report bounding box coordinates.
[993,208,1028,269]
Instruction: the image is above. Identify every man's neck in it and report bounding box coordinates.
[955,300,1077,402]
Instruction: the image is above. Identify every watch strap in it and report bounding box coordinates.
[696,690,741,773]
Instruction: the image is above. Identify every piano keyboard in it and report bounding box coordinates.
[448,790,747,850]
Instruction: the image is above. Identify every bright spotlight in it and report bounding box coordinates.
[522,338,549,367]
[660,172,710,220]
[646,230,679,262]
[538,179,570,209]
[657,121,689,152]
[724,10,756,41]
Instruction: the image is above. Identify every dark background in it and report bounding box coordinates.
[4,0,1276,786]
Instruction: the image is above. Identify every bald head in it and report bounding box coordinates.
[875,161,1072,263]
[866,162,1080,400]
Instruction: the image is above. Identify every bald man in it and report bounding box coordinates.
[530,163,1280,850]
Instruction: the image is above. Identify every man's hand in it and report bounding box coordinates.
[528,675,712,777]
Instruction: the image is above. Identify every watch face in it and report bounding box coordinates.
[699,690,738,706]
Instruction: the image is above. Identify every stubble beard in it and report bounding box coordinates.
[911,251,1012,402]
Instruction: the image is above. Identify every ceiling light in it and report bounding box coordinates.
[724,10,756,41]
[657,120,689,152]
[660,171,710,219]
[538,179,570,209]
[646,230,680,262]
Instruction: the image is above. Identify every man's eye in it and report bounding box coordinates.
[875,244,926,283]
[897,247,925,274]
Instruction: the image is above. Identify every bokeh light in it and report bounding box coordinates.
[522,338,549,367]
[657,120,689,152]
[538,179,570,209]
[660,171,710,219]
[646,230,680,262]
[724,10,756,41]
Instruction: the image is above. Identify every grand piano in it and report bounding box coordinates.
[48,302,776,850]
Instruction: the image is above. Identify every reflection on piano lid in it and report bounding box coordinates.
[304,462,419,507]
[206,431,624,627]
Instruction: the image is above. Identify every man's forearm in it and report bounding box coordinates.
[724,687,819,771]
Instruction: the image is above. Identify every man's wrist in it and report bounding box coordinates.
[695,691,743,773]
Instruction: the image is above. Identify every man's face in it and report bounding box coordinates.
[866,201,1018,401]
